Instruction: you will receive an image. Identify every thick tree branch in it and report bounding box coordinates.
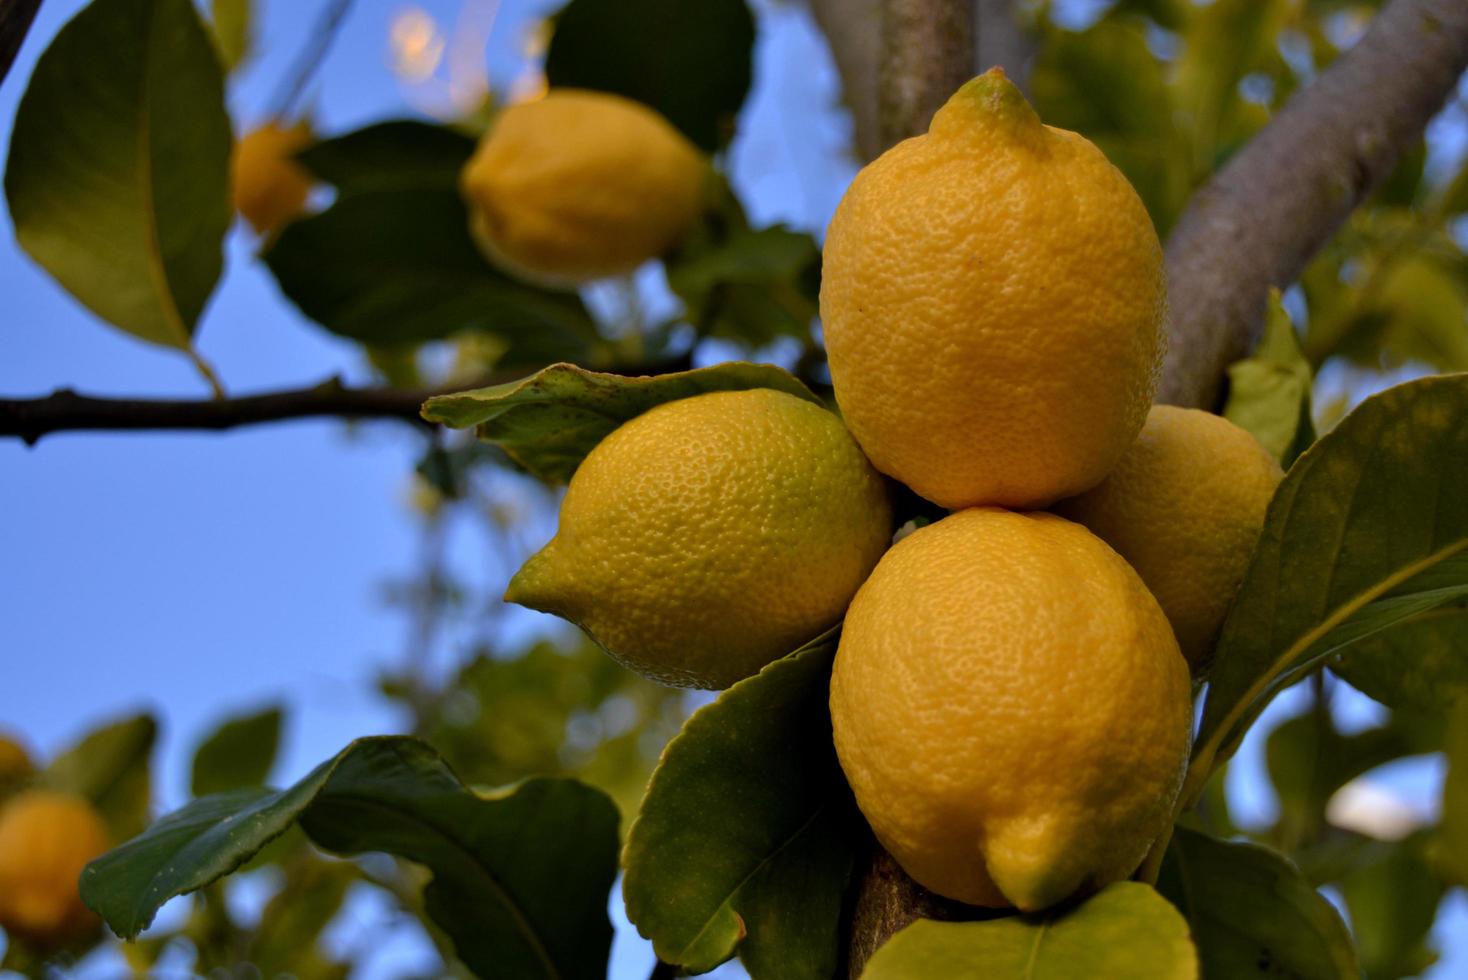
[1159,0,1468,408]
[0,0,42,87]
[879,0,975,148]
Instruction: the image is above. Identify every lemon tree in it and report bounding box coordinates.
[4,0,1468,977]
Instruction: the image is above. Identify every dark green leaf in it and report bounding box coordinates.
[5,0,231,349]
[81,737,619,980]
[422,360,820,483]
[861,883,1196,979]
[42,714,156,840]
[296,121,477,194]
[190,705,282,797]
[1157,826,1358,979]
[1333,602,1468,711]
[264,188,597,360]
[623,632,856,978]
[1436,705,1468,885]
[210,0,251,72]
[1195,375,1468,774]
[1340,833,1444,980]
[666,225,820,345]
[1224,290,1316,467]
[545,0,754,150]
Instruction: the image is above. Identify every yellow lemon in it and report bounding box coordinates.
[506,388,892,689]
[820,68,1166,509]
[1056,406,1283,671]
[232,120,314,236]
[460,90,707,285]
[0,791,110,948]
[830,509,1191,911]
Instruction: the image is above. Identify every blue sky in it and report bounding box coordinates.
[1,1,1463,977]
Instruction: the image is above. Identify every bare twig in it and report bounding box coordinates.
[266,0,355,119]
[0,0,41,87]
[1159,0,1468,408]
[878,0,975,148]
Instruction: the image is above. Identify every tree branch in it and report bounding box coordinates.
[879,0,976,148]
[0,0,42,87]
[1159,0,1468,408]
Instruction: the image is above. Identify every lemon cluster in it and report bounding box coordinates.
[501,71,1281,912]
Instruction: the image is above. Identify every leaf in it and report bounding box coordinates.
[1173,0,1289,166]
[295,121,477,194]
[1339,833,1444,980]
[1225,290,1316,467]
[622,632,857,978]
[544,0,754,151]
[1332,601,1468,711]
[264,188,597,360]
[81,737,619,980]
[422,360,820,484]
[210,0,251,72]
[1194,375,1468,776]
[247,852,356,977]
[4,0,231,349]
[861,883,1196,980]
[42,714,156,841]
[1157,826,1359,979]
[666,225,821,345]
[1338,257,1468,372]
[1435,704,1468,886]
[190,705,282,797]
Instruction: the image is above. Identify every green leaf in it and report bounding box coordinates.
[666,225,820,346]
[622,632,856,978]
[1338,257,1468,372]
[861,883,1196,980]
[1339,833,1444,980]
[422,360,820,483]
[1225,290,1316,467]
[295,121,477,194]
[544,0,754,151]
[4,0,231,350]
[264,188,597,360]
[42,714,156,841]
[247,851,356,977]
[1436,705,1468,885]
[1157,826,1359,979]
[1195,375,1468,774]
[81,737,619,980]
[1333,601,1468,711]
[190,705,282,797]
[1173,0,1289,167]
[210,0,251,72]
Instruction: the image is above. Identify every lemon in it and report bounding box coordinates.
[830,509,1191,911]
[0,791,110,948]
[506,388,892,689]
[820,68,1166,509]
[460,90,707,286]
[232,120,314,236]
[1056,406,1283,671]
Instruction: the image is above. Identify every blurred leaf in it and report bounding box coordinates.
[409,638,685,820]
[1174,0,1288,168]
[1437,158,1468,215]
[190,704,282,797]
[1436,705,1468,885]
[1112,0,1189,30]
[623,632,856,978]
[1157,826,1358,979]
[4,0,231,349]
[1333,602,1468,711]
[861,883,1196,979]
[1196,375,1468,772]
[296,121,476,194]
[545,0,754,150]
[1373,142,1427,208]
[264,188,597,360]
[1225,290,1316,466]
[82,737,618,979]
[1265,704,1437,851]
[1030,19,1188,231]
[1339,833,1444,980]
[422,360,819,483]
[1338,257,1468,372]
[248,850,356,977]
[42,714,156,840]
[666,225,820,345]
[210,0,251,72]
